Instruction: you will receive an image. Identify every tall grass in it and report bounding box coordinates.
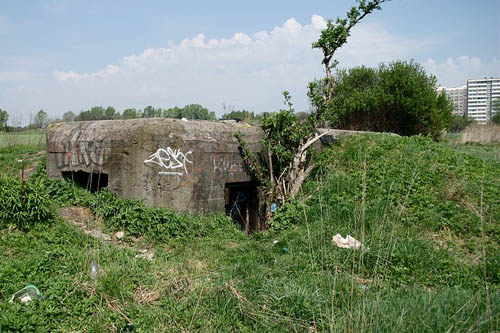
[459,123,500,144]
[0,131,45,148]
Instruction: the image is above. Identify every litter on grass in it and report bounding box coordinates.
[332,234,366,250]
[135,249,154,260]
[9,284,42,304]
[90,260,99,279]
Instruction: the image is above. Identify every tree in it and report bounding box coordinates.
[236,0,389,222]
[62,111,76,122]
[33,110,48,129]
[142,105,161,118]
[308,0,389,125]
[0,109,8,130]
[122,108,139,119]
[449,114,474,132]
[181,104,216,120]
[324,60,453,138]
[492,99,500,124]
[105,106,118,120]
[221,109,257,123]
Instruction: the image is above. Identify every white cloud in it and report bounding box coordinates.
[0,15,472,123]
[424,56,500,87]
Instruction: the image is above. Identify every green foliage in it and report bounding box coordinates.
[122,108,140,119]
[317,61,453,139]
[312,0,387,71]
[62,111,76,122]
[33,110,48,129]
[492,113,500,125]
[492,99,500,124]
[0,109,8,130]
[449,114,474,132]
[260,92,312,179]
[492,98,500,117]
[81,190,237,242]
[312,135,499,240]
[309,0,389,125]
[0,144,44,174]
[269,201,304,232]
[221,109,258,122]
[75,104,216,121]
[0,175,54,230]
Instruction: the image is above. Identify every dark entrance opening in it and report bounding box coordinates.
[225,182,259,233]
[62,170,108,193]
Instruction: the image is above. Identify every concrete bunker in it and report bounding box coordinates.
[46,118,265,230]
[46,118,373,231]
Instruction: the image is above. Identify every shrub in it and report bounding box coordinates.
[323,60,453,139]
[0,175,54,229]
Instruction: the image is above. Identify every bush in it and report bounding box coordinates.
[0,175,54,229]
[323,60,453,139]
[448,114,474,133]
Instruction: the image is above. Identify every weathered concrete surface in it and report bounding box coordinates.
[46,118,390,215]
[46,118,262,213]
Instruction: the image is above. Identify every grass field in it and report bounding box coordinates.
[0,131,45,148]
[0,134,499,332]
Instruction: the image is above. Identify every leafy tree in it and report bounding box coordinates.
[221,109,257,122]
[76,106,119,121]
[0,109,8,130]
[33,110,48,129]
[308,0,389,125]
[62,111,76,122]
[122,108,140,119]
[492,99,500,124]
[449,114,474,133]
[325,60,453,139]
[181,104,216,120]
[142,105,162,118]
[105,106,118,120]
[236,0,389,221]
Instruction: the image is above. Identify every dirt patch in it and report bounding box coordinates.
[134,285,161,305]
[58,206,111,241]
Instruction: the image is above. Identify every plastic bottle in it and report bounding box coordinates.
[90,260,99,279]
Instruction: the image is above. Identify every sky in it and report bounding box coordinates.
[1,0,499,125]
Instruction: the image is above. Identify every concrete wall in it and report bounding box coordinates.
[46,118,262,214]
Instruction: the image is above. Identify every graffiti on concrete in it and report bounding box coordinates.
[144,147,193,176]
[211,156,243,174]
[56,140,105,169]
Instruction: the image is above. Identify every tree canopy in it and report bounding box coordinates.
[33,110,48,129]
[72,104,216,122]
[322,61,453,139]
[0,109,8,130]
[492,99,500,124]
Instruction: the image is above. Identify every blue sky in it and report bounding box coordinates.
[1,0,499,124]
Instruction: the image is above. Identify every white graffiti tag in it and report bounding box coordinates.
[144,148,193,176]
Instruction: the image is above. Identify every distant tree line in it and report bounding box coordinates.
[69,104,216,122]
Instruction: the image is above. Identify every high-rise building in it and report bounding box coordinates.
[467,78,500,123]
[437,85,467,115]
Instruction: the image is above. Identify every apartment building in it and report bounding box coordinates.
[467,78,500,123]
[437,85,467,115]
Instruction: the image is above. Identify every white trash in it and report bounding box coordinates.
[332,234,366,250]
